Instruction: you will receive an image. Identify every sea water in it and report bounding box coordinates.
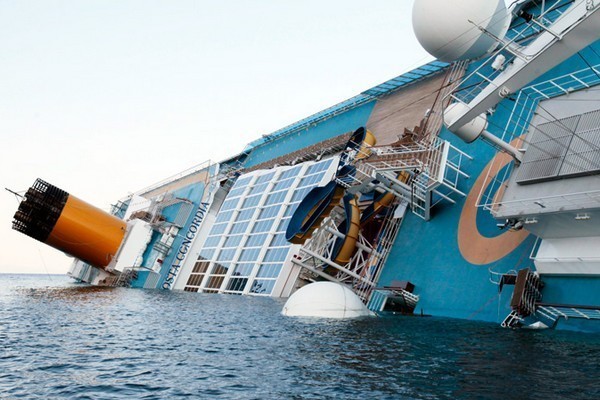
[1,274,598,399]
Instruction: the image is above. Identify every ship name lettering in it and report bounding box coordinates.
[162,201,210,290]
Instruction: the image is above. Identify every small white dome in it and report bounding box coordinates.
[412,0,511,62]
[282,282,374,319]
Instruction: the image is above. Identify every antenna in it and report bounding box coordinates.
[5,187,24,200]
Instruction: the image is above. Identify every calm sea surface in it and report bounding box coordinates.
[1,274,598,399]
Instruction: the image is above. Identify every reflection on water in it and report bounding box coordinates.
[1,274,599,399]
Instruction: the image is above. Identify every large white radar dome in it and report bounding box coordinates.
[412,0,511,62]
[282,282,374,319]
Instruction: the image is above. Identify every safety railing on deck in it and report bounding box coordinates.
[476,63,600,216]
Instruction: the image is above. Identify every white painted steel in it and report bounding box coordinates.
[443,102,488,142]
[446,1,600,132]
[412,0,510,61]
[534,236,600,275]
[281,282,374,318]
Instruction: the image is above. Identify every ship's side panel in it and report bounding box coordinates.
[377,125,538,322]
[243,102,376,168]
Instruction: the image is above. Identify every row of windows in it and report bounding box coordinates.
[186,266,282,293]
[223,159,331,202]
[207,207,296,244]
[187,158,335,297]
[204,232,289,259]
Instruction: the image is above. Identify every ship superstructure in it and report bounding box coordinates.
[10,0,600,332]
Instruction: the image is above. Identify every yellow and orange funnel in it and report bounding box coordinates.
[12,179,126,269]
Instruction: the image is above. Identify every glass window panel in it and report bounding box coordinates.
[221,198,240,212]
[265,191,286,205]
[226,277,248,292]
[233,263,255,276]
[272,178,294,191]
[186,273,204,287]
[279,166,301,180]
[199,248,215,260]
[249,279,276,295]
[226,186,246,198]
[306,159,332,174]
[203,236,221,247]
[284,203,299,217]
[230,221,249,234]
[217,248,236,262]
[223,235,243,247]
[255,172,275,184]
[249,182,270,195]
[270,233,288,247]
[239,248,261,261]
[232,176,252,189]
[257,264,282,278]
[298,174,321,188]
[241,195,261,209]
[246,233,268,247]
[211,262,229,275]
[237,209,255,221]
[215,210,234,223]
[209,223,227,235]
[258,205,280,220]
[192,260,210,273]
[264,248,289,262]
[291,188,311,202]
[252,219,275,233]
[206,275,225,289]
[277,218,290,232]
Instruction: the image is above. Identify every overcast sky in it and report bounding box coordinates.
[0,0,436,274]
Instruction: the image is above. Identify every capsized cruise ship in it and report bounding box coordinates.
[11,0,600,332]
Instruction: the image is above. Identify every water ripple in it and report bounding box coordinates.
[1,274,599,399]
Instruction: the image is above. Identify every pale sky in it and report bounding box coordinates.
[0,0,434,274]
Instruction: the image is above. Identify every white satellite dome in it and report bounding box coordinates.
[282,281,374,319]
[412,0,511,62]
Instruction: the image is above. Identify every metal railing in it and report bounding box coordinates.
[476,63,600,216]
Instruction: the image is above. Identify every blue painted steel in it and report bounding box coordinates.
[128,181,208,289]
[243,60,450,155]
[285,180,339,242]
[243,102,376,167]
[155,182,208,288]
